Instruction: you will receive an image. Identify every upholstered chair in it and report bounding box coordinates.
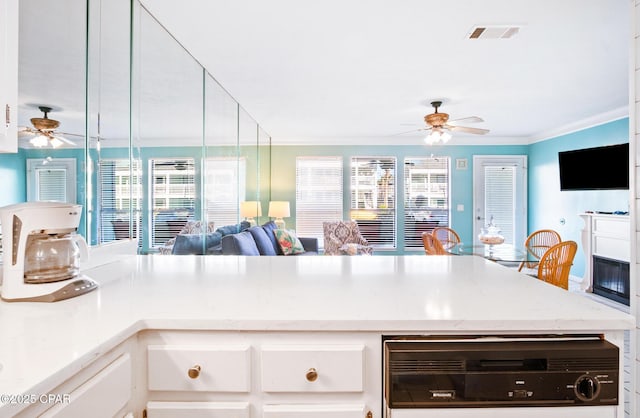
[322,220,373,255]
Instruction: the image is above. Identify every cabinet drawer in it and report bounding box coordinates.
[41,353,131,418]
[593,235,630,262]
[147,401,250,418]
[263,403,366,418]
[148,345,251,392]
[592,217,629,238]
[261,344,364,392]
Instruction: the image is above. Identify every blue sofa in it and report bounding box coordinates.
[170,221,251,255]
[221,221,318,256]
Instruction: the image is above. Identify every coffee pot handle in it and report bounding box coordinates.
[74,235,89,261]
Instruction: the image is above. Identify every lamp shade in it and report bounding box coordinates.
[240,201,262,217]
[268,201,290,218]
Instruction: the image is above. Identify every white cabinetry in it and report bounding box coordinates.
[142,331,380,418]
[16,339,136,418]
[0,0,18,153]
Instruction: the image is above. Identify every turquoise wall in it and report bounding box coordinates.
[528,118,630,276]
[0,149,26,206]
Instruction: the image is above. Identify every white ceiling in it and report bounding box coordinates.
[140,0,630,145]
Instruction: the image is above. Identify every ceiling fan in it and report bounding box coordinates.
[403,101,489,144]
[19,106,78,148]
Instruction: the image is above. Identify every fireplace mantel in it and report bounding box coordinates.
[579,212,630,292]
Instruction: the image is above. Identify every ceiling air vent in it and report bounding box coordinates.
[467,25,520,39]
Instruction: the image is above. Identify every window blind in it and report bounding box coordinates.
[483,165,515,243]
[150,158,196,248]
[295,157,343,242]
[36,168,67,202]
[204,157,246,227]
[350,157,396,249]
[99,159,142,244]
[403,157,450,249]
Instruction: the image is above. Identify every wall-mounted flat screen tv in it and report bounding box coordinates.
[558,143,629,190]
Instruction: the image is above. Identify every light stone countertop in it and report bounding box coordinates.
[0,255,634,415]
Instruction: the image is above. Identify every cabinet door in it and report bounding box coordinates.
[263,404,366,418]
[147,401,250,418]
[40,353,132,418]
[0,0,18,153]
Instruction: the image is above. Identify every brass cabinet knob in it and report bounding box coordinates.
[366,412,373,418]
[188,364,201,379]
[305,367,318,382]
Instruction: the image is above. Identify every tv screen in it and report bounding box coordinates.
[558,143,629,191]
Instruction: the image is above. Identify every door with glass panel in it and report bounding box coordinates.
[472,155,527,246]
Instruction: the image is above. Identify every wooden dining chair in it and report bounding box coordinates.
[536,241,577,290]
[518,229,561,272]
[432,227,461,250]
[422,231,448,255]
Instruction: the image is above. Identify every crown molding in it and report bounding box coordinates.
[527,106,628,144]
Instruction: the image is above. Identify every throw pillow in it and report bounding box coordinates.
[248,226,277,255]
[261,221,283,255]
[273,229,306,256]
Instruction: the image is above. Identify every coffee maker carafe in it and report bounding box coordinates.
[0,202,97,302]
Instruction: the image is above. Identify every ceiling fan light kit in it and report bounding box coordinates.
[22,106,75,148]
[403,100,489,145]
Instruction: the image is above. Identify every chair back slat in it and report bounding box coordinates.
[422,232,448,255]
[537,240,578,290]
[519,229,561,271]
[432,227,461,250]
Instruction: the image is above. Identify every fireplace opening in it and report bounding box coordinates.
[592,255,630,306]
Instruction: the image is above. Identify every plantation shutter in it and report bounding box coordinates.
[483,165,515,243]
[36,168,67,202]
[99,159,142,243]
[204,157,246,227]
[350,157,396,249]
[295,157,343,242]
[403,157,450,249]
[150,158,196,248]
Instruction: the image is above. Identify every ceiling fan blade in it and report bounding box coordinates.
[57,131,86,138]
[393,127,430,136]
[53,135,76,145]
[447,116,484,125]
[446,125,490,135]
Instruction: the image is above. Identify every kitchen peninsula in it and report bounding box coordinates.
[0,255,633,418]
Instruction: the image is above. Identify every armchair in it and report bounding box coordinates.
[322,220,373,255]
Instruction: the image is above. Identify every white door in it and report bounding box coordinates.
[472,156,527,246]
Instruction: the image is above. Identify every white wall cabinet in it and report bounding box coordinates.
[0,0,18,153]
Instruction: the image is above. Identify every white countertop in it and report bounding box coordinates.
[0,255,634,413]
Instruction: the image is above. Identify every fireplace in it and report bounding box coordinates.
[592,255,630,306]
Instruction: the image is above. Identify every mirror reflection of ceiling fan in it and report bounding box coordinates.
[402,101,489,144]
[19,106,81,148]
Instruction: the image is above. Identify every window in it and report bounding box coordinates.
[149,158,196,248]
[403,157,450,249]
[295,157,343,242]
[204,157,246,227]
[26,158,76,203]
[350,157,396,249]
[98,159,142,243]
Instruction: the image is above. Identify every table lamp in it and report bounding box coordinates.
[240,201,262,226]
[268,201,290,229]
